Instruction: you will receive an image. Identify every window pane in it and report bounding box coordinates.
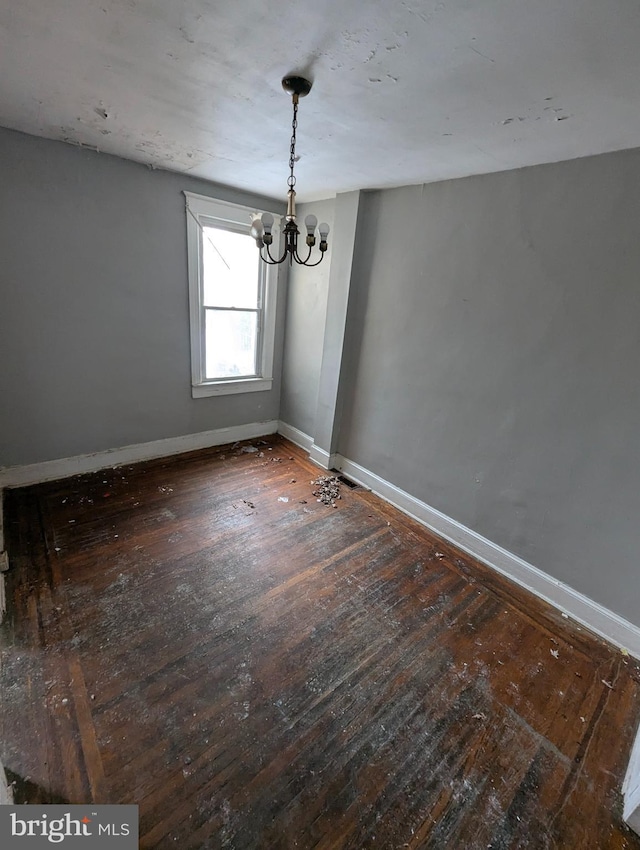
[205,309,258,379]
[202,226,259,309]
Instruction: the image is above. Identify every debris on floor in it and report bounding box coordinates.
[312,475,341,507]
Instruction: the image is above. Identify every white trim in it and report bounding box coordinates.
[277,422,313,452]
[192,377,273,398]
[333,453,640,659]
[626,806,640,836]
[0,421,279,489]
[625,787,640,836]
[309,444,338,470]
[625,725,640,795]
[184,192,281,396]
[183,191,282,221]
[624,722,640,834]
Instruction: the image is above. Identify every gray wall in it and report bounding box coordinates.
[4,123,640,626]
[280,197,335,437]
[338,150,640,624]
[0,127,285,467]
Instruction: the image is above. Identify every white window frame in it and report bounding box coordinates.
[184,191,281,398]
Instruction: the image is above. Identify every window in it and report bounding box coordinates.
[184,192,280,397]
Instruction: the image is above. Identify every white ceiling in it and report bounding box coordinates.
[2,0,640,201]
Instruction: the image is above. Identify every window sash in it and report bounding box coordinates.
[203,306,261,380]
[200,220,261,310]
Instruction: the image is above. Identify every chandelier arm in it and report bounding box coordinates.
[293,243,314,265]
[297,252,326,268]
[268,241,290,263]
[261,243,289,265]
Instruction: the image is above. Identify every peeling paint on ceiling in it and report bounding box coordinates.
[1,0,640,200]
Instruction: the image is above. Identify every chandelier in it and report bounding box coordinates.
[251,76,330,266]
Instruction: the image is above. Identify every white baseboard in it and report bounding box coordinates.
[0,420,279,489]
[309,444,338,470]
[626,800,640,837]
[277,422,314,452]
[334,453,640,660]
[625,724,640,835]
[624,715,640,835]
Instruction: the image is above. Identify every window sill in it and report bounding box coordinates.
[192,377,273,398]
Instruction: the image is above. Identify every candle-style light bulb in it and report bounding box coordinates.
[318,221,330,253]
[304,214,317,247]
[260,212,274,246]
[251,217,264,248]
[261,212,274,235]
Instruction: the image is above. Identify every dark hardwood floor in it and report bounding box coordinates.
[2,435,640,849]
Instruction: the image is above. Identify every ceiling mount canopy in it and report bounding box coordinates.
[251,75,330,267]
[281,75,312,98]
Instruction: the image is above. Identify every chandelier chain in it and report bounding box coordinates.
[287,98,298,190]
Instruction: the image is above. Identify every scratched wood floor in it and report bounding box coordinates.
[2,435,640,849]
